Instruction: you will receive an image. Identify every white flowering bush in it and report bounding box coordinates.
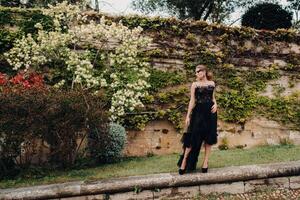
[4,1,152,123]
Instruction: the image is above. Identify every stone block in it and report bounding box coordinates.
[255,46,264,53]
[244,177,289,192]
[109,190,153,200]
[289,176,300,189]
[281,48,290,54]
[153,186,199,199]
[176,186,200,197]
[289,131,300,140]
[153,188,172,199]
[244,40,254,50]
[266,138,279,145]
[60,194,106,200]
[60,196,88,200]
[290,43,300,54]
[199,181,244,194]
[273,59,287,67]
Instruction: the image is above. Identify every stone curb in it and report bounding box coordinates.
[1,160,300,200]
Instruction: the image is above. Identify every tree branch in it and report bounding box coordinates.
[197,0,211,20]
[203,0,215,21]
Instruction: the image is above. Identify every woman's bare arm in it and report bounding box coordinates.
[212,81,217,106]
[186,82,196,118]
[211,83,218,113]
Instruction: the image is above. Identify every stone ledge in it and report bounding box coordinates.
[1,160,300,200]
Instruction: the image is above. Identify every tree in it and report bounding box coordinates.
[286,0,300,29]
[131,0,236,23]
[241,3,293,30]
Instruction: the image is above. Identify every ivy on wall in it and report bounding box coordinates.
[0,7,54,34]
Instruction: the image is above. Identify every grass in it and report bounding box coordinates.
[1,144,300,189]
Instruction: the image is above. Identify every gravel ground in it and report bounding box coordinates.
[161,188,300,200]
[203,188,300,200]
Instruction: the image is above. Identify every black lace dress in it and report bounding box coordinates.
[178,84,218,171]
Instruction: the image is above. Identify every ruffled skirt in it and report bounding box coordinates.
[181,101,218,147]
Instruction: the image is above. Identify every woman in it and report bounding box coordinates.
[177,64,218,175]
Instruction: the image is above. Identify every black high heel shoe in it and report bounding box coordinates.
[177,154,184,167]
[178,168,186,175]
[178,156,187,175]
[202,162,208,173]
[201,167,208,173]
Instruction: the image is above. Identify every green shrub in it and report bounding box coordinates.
[235,145,245,149]
[89,123,127,163]
[0,10,13,26]
[218,137,229,150]
[279,137,294,146]
[0,30,20,54]
[19,11,54,34]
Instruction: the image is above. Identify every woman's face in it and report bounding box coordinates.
[195,68,206,79]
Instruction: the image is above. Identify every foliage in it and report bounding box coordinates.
[0,9,13,26]
[241,3,293,30]
[218,137,229,150]
[0,85,109,178]
[89,123,127,163]
[0,0,21,7]
[148,69,186,92]
[113,11,299,131]
[0,0,84,7]
[123,113,156,131]
[0,30,20,54]
[207,62,283,124]
[19,11,54,34]
[1,3,299,131]
[256,94,300,129]
[122,87,189,131]
[0,71,44,91]
[1,6,300,49]
[131,0,299,26]
[0,8,54,34]
[279,137,294,146]
[217,89,257,123]
[132,0,237,23]
[233,0,280,9]
[286,0,300,29]
[0,8,55,74]
[3,1,152,123]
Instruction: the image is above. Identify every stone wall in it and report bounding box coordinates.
[124,117,300,156]
[59,176,299,200]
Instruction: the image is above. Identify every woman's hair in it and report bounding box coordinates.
[196,64,213,80]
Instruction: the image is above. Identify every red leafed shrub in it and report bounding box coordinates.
[0,73,8,85]
[0,71,45,92]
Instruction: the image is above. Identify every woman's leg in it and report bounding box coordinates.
[202,142,212,168]
[187,140,203,170]
[180,147,192,169]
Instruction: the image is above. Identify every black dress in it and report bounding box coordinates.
[178,84,218,171]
